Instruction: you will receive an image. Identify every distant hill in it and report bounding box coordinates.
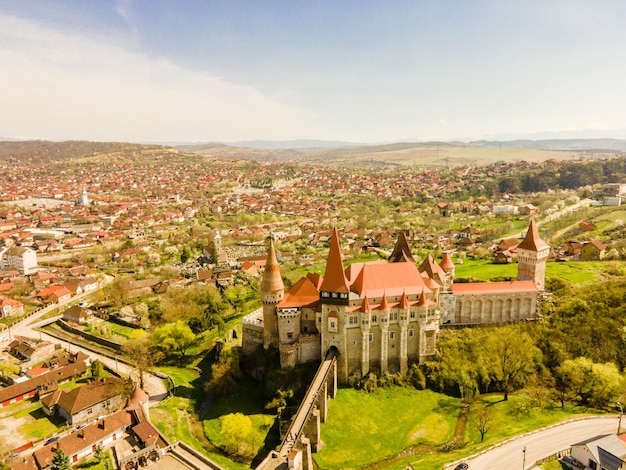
[2,138,624,168]
[0,140,167,164]
[178,140,615,167]
[469,138,626,152]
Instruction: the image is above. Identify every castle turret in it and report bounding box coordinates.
[517,220,550,290]
[261,236,284,348]
[439,252,455,290]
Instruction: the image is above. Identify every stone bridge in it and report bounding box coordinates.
[257,349,338,470]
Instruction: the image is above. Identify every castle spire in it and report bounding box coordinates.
[320,228,350,293]
[388,230,416,263]
[260,236,284,293]
[517,219,549,251]
[379,291,390,311]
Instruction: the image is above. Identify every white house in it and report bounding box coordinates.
[571,434,626,470]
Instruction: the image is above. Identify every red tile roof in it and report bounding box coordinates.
[279,276,320,308]
[320,228,350,293]
[517,220,549,251]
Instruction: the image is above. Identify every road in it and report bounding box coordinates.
[454,416,618,470]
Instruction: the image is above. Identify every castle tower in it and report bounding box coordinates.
[260,236,284,348]
[439,252,455,291]
[517,220,550,290]
[319,228,350,382]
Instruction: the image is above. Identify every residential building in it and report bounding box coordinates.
[571,434,626,470]
[41,377,127,425]
[1,246,38,275]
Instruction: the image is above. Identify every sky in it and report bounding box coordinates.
[1,0,626,144]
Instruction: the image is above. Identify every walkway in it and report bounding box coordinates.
[278,348,337,459]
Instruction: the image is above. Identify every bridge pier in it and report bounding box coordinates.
[328,358,337,398]
[304,408,323,452]
[299,436,314,470]
[319,382,328,423]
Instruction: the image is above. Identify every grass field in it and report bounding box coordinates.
[314,388,602,470]
[454,258,625,284]
[314,388,459,469]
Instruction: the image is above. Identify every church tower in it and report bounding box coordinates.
[517,220,550,290]
[260,236,284,348]
[213,229,222,253]
[81,188,89,207]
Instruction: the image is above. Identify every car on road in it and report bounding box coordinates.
[454,463,469,470]
[45,437,60,445]
[72,424,87,432]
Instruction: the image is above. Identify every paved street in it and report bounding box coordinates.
[454,416,619,470]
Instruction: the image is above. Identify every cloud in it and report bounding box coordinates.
[0,14,314,142]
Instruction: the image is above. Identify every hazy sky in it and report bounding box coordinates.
[1,1,626,143]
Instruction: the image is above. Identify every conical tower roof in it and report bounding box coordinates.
[399,291,410,310]
[320,228,350,293]
[439,252,455,270]
[361,296,372,313]
[388,231,416,263]
[379,292,390,311]
[517,220,549,251]
[260,237,284,293]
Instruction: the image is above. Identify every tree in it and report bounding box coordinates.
[0,362,20,380]
[219,413,254,457]
[94,445,106,463]
[208,347,242,397]
[123,329,153,387]
[470,403,496,442]
[152,321,196,357]
[556,357,623,408]
[90,359,104,379]
[51,449,71,470]
[485,327,540,400]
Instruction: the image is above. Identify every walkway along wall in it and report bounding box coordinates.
[256,349,338,470]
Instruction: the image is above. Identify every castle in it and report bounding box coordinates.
[242,220,548,383]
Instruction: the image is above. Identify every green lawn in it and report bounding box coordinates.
[454,258,625,284]
[316,391,601,470]
[314,387,460,469]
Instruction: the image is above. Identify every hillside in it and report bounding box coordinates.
[178,141,589,167]
[0,141,165,164]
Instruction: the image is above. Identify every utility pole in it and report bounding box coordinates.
[618,402,623,434]
[522,446,526,470]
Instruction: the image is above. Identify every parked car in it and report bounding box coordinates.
[45,437,60,445]
[72,424,87,433]
[454,463,469,470]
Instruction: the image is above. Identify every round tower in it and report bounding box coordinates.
[260,236,284,348]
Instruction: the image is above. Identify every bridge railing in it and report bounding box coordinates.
[278,349,337,457]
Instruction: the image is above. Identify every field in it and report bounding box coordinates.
[315,388,602,470]
[454,258,625,284]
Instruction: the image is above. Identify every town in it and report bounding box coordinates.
[0,140,625,470]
